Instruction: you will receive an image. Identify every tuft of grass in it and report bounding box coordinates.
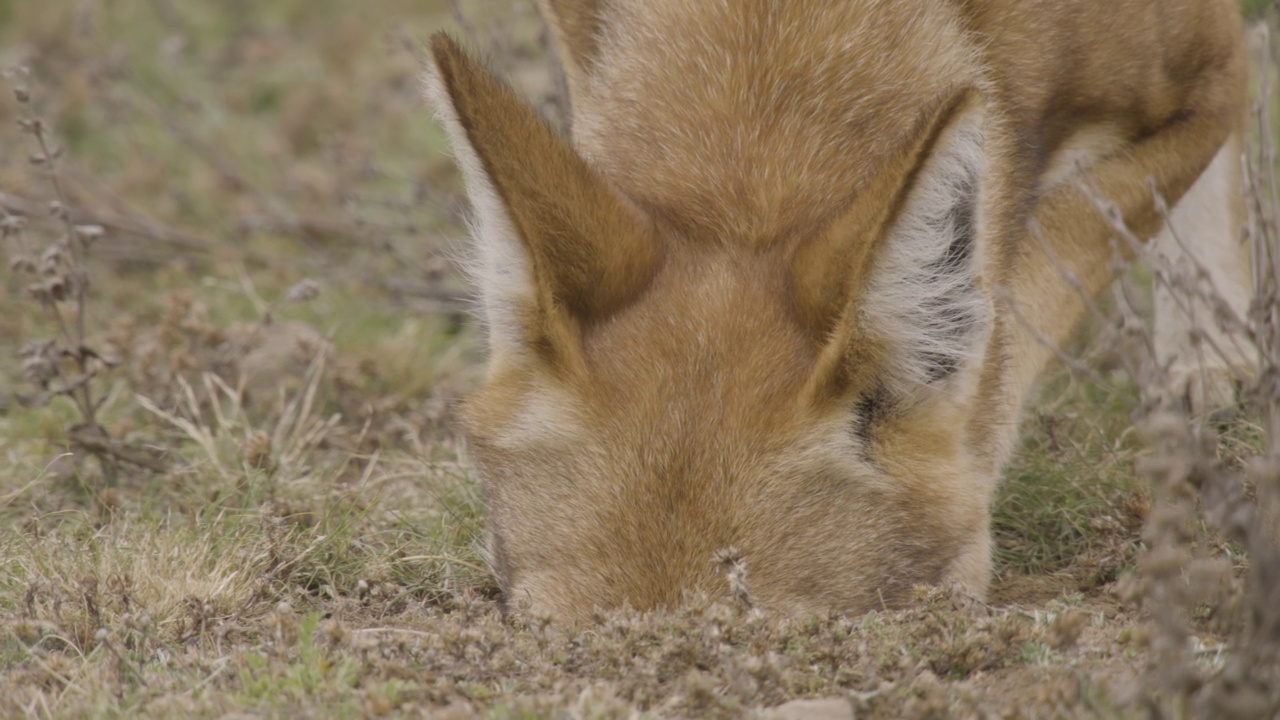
[995,369,1147,582]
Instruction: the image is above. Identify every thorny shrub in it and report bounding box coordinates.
[1,67,144,489]
[1105,27,1280,717]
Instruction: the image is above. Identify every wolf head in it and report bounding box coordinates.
[425,3,998,621]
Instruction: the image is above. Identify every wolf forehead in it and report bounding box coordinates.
[466,255,835,433]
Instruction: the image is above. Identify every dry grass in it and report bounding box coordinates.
[0,1,1278,717]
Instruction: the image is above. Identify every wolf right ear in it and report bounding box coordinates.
[797,90,992,406]
[424,34,661,370]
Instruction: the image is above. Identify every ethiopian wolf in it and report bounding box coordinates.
[424,0,1252,621]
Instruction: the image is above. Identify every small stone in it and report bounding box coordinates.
[759,698,855,720]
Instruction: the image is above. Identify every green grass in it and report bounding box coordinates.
[995,370,1146,579]
[1241,0,1273,19]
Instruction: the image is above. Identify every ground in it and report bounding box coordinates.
[0,1,1277,717]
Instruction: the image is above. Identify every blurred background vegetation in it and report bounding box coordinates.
[0,0,560,491]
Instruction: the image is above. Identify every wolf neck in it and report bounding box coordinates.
[567,1,980,248]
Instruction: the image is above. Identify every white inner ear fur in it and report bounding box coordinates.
[861,107,992,404]
[422,67,533,359]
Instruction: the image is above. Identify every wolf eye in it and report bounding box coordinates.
[852,386,890,452]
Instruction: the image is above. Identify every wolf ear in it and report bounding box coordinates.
[424,34,661,368]
[798,92,992,405]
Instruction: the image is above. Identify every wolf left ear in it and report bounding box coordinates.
[798,91,992,406]
[424,34,662,369]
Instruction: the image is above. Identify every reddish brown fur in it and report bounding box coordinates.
[426,0,1247,621]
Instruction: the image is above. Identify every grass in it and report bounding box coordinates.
[996,365,1140,565]
[1,0,1278,717]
